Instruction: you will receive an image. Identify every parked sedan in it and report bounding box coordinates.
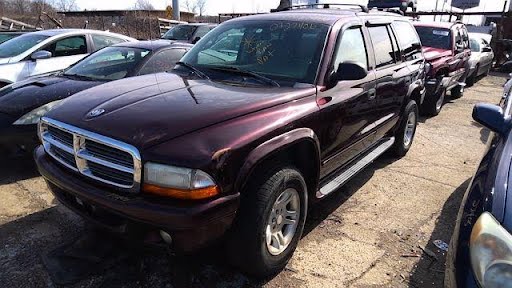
[445,76,512,288]
[0,29,136,88]
[0,31,26,44]
[0,40,191,153]
[161,23,216,44]
[467,33,495,85]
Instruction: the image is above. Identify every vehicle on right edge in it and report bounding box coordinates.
[445,75,512,288]
[414,21,471,116]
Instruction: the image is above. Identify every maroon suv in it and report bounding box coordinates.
[35,6,426,277]
[414,21,471,116]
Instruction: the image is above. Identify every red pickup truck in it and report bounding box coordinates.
[414,21,471,116]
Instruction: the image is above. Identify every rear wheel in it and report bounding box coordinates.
[393,100,418,157]
[422,88,446,116]
[227,166,308,278]
[451,83,465,99]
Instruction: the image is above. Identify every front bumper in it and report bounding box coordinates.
[34,146,240,253]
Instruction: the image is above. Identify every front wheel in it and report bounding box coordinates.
[392,100,419,157]
[227,166,308,278]
[422,88,446,116]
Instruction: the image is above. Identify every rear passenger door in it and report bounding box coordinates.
[317,25,377,178]
[367,23,409,141]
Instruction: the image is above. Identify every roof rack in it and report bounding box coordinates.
[272,3,369,13]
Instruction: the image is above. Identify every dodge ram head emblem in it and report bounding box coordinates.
[88,108,105,118]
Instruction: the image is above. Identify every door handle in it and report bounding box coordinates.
[368,88,377,100]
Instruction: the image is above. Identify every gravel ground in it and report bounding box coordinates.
[0,74,507,288]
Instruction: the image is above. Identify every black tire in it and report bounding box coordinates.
[467,66,478,87]
[227,166,308,278]
[392,100,418,157]
[451,83,465,99]
[422,88,446,116]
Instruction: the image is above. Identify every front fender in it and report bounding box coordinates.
[235,128,321,193]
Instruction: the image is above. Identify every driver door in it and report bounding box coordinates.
[28,35,89,77]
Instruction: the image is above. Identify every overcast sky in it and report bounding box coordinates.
[74,0,510,16]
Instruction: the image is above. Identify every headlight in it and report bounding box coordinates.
[13,100,62,125]
[142,162,219,200]
[470,212,512,288]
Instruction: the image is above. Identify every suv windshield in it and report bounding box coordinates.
[415,26,451,50]
[162,25,197,41]
[180,20,329,85]
[63,46,151,81]
[0,34,49,58]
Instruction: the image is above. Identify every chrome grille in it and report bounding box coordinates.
[39,117,142,193]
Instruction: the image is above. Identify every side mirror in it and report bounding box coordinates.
[455,43,464,53]
[192,37,201,44]
[473,103,508,134]
[482,46,493,53]
[337,62,368,81]
[31,50,52,60]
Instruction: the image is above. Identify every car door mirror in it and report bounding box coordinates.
[192,37,201,44]
[473,103,508,135]
[31,50,52,60]
[337,62,368,81]
[482,46,492,53]
[455,43,464,53]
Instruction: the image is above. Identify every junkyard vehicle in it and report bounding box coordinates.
[0,40,191,153]
[368,0,417,12]
[0,29,136,88]
[0,31,27,44]
[35,5,425,277]
[414,21,471,116]
[467,33,494,86]
[445,75,512,288]
[161,23,217,44]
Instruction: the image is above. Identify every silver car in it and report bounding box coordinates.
[0,29,136,87]
[468,32,494,85]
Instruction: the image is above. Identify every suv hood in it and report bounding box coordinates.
[422,46,452,62]
[46,72,316,149]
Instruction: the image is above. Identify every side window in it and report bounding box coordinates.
[92,35,127,51]
[194,26,210,39]
[139,49,188,75]
[45,36,87,57]
[455,28,463,47]
[368,25,396,68]
[333,27,368,70]
[462,28,470,49]
[392,21,422,61]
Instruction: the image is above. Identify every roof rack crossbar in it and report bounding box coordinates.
[273,3,369,13]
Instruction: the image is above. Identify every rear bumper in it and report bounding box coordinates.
[34,146,239,253]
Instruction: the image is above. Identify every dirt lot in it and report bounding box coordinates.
[0,74,507,288]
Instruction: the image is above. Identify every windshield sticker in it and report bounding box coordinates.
[270,22,317,32]
[433,30,449,36]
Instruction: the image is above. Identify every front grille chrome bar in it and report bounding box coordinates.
[39,117,142,193]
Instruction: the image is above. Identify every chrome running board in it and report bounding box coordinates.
[317,137,395,198]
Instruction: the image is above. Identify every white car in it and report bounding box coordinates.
[0,29,136,87]
[468,32,494,85]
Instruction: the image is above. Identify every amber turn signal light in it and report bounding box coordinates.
[142,184,220,200]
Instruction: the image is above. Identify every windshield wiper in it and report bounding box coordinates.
[176,61,210,80]
[208,66,280,87]
[62,73,96,81]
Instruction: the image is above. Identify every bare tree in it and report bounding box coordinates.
[132,0,155,10]
[54,0,78,12]
[196,0,207,16]
[12,0,31,14]
[181,0,197,13]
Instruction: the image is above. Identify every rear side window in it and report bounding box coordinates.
[92,35,127,51]
[333,27,368,70]
[139,49,188,75]
[194,26,210,39]
[393,21,422,61]
[368,25,396,68]
[45,36,87,57]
